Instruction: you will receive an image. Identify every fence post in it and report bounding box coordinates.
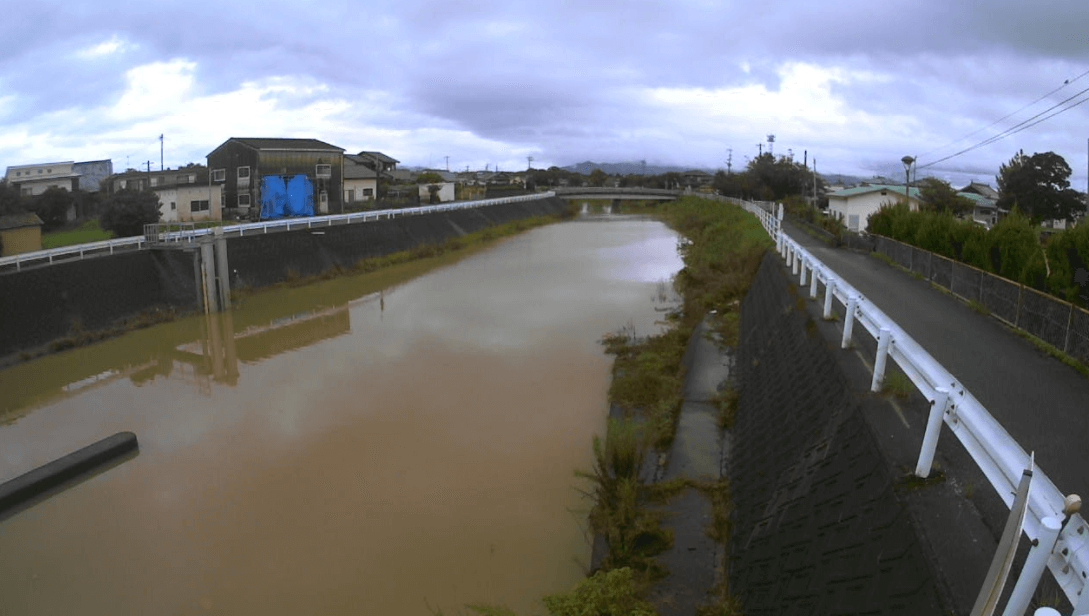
[915,388,949,477]
[1064,304,1075,353]
[1001,515,1063,616]
[823,280,836,319]
[810,265,819,299]
[870,328,892,392]
[842,296,858,349]
[1015,285,1024,328]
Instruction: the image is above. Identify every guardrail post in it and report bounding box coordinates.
[792,249,801,276]
[870,327,892,392]
[1002,516,1062,616]
[810,265,819,299]
[799,259,808,286]
[823,280,836,319]
[842,296,858,349]
[915,387,949,477]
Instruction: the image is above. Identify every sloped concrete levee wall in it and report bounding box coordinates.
[0,198,569,359]
[0,250,199,359]
[227,197,569,289]
[728,253,944,614]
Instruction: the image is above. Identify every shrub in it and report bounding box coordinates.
[987,209,1039,280]
[543,568,656,616]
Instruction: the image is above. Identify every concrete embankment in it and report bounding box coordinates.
[0,197,570,360]
[728,253,946,613]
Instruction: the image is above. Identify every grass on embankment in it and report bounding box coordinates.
[41,220,112,248]
[568,196,771,614]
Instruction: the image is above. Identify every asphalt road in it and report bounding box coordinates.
[782,220,1089,504]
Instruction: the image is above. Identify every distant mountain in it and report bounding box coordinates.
[562,161,712,175]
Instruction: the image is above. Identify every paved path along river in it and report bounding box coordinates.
[783,220,1089,509]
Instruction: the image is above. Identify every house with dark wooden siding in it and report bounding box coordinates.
[207,138,345,219]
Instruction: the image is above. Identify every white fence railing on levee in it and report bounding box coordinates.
[0,192,557,271]
[740,200,1089,616]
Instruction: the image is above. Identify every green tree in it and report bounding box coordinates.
[917,177,974,216]
[32,186,75,230]
[100,189,161,237]
[997,150,1085,224]
[416,171,443,184]
[588,168,608,187]
[0,179,26,216]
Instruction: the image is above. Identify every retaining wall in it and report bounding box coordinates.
[0,197,569,359]
[728,253,944,614]
[226,197,568,289]
[0,249,198,358]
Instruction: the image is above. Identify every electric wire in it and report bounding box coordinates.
[917,68,1089,161]
[919,81,1089,170]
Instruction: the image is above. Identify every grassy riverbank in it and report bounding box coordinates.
[555,196,772,614]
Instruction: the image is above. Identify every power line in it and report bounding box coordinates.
[918,68,1089,161]
[920,80,1089,170]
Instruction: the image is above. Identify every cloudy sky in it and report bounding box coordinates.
[3,0,1089,189]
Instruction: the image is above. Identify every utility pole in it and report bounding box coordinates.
[813,158,818,207]
[160,134,164,171]
[757,143,763,157]
[445,155,449,171]
[767,134,775,157]
[726,149,732,174]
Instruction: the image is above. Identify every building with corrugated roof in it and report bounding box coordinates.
[207,138,345,219]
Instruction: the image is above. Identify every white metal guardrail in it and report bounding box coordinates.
[0,192,556,271]
[741,201,1089,615]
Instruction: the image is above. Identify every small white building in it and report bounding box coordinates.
[418,182,455,203]
[826,184,922,232]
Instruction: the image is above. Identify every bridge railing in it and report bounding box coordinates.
[2,192,556,271]
[740,201,1089,615]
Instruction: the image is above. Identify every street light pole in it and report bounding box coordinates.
[901,155,916,207]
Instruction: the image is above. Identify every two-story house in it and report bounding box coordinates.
[105,166,222,223]
[207,138,345,219]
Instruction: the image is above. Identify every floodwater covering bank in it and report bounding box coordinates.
[0,196,571,363]
[556,196,770,614]
[0,213,684,615]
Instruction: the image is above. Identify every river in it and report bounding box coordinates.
[0,213,683,615]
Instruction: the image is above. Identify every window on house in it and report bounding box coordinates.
[21,187,31,196]
[177,175,191,184]
[316,164,332,179]
[191,200,210,212]
[237,166,250,179]
[238,194,251,208]
[363,188,373,198]
[171,202,176,210]
[212,168,226,182]
[150,176,160,186]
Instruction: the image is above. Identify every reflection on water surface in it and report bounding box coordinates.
[0,215,682,615]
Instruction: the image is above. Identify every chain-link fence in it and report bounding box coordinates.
[875,235,1089,365]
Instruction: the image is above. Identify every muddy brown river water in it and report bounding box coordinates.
[0,214,682,615]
